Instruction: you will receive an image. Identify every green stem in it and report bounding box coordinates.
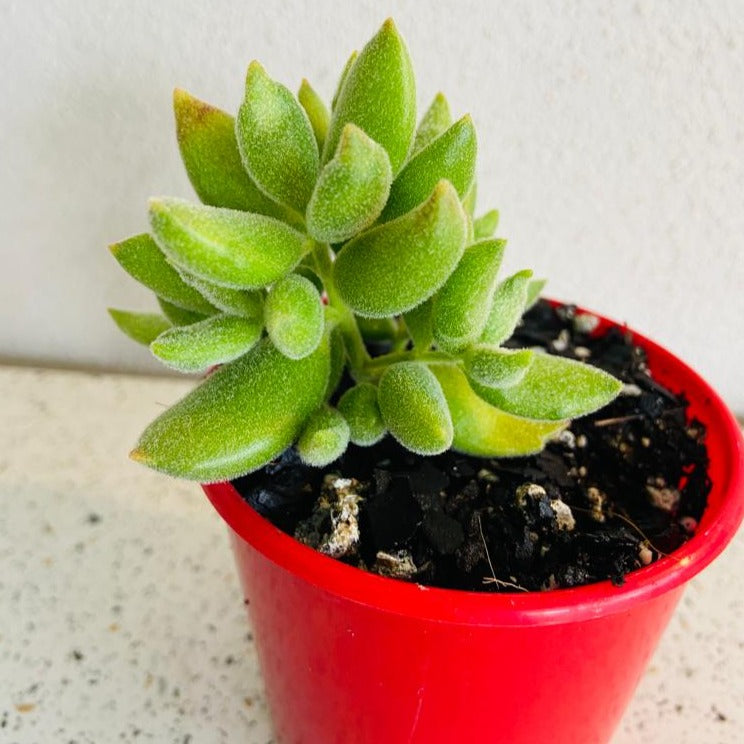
[361,350,457,380]
[311,242,370,371]
[309,243,457,383]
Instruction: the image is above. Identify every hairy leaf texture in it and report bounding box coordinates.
[157,298,208,326]
[480,269,533,345]
[403,298,434,349]
[173,88,298,226]
[432,238,505,352]
[131,337,329,481]
[411,92,452,156]
[297,406,350,466]
[236,62,319,212]
[473,209,499,240]
[471,352,624,421]
[110,233,216,315]
[525,278,547,310]
[382,115,476,221]
[323,19,416,173]
[298,78,330,151]
[334,180,467,317]
[149,198,308,289]
[150,314,262,372]
[377,362,453,455]
[331,50,358,111]
[264,274,324,360]
[338,382,386,446]
[306,124,392,243]
[464,346,534,389]
[177,270,263,319]
[431,363,567,457]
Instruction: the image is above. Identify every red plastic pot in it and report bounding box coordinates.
[203,307,744,744]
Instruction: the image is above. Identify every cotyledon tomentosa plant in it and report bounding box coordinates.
[109,19,622,483]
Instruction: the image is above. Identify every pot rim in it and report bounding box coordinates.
[203,301,744,627]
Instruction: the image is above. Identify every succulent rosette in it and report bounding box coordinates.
[110,19,621,482]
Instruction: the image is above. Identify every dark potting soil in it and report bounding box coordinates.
[232,301,710,592]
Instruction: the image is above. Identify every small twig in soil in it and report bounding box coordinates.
[609,509,678,561]
[477,515,528,592]
[593,407,685,428]
[571,505,677,562]
[592,414,646,428]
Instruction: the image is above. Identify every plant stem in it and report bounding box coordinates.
[311,242,370,371]
[310,243,456,382]
[362,350,457,379]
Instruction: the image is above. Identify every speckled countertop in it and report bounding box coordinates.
[1,366,741,744]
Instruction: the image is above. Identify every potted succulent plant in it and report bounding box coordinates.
[109,19,744,744]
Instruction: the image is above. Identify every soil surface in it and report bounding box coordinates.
[233,301,710,592]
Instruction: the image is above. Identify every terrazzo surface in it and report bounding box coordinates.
[0,366,741,743]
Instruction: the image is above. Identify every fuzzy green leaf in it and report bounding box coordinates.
[338,382,386,446]
[264,274,324,359]
[297,405,350,466]
[131,337,329,482]
[432,238,506,352]
[109,234,216,315]
[462,180,477,217]
[149,198,308,289]
[377,362,453,455]
[306,124,392,243]
[430,363,566,457]
[525,278,547,310]
[177,270,263,319]
[236,62,319,212]
[108,309,171,346]
[411,92,452,156]
[403,298,434,349]
[323,19,416,174]
[334,180,467,317]
[332,50,358,111]
[464,346,534,389]
[381,115,477,222]
[173,89,297,225]
[157,298,208,326]
[473,209,499,240]
[298,79,330,152]
[480,269,533,345]
[150,313,262,372]
[471,352,624,421]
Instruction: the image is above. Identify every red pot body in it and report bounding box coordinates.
[203,308,744,744]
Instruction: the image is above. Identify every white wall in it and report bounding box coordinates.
[1,0,742,412]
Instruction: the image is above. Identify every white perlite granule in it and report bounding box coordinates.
[550,498,576,531]
[319,476,363,558]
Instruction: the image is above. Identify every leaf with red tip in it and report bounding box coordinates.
[173,88,297,225]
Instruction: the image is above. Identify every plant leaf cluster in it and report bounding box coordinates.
[110,19,622,482]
